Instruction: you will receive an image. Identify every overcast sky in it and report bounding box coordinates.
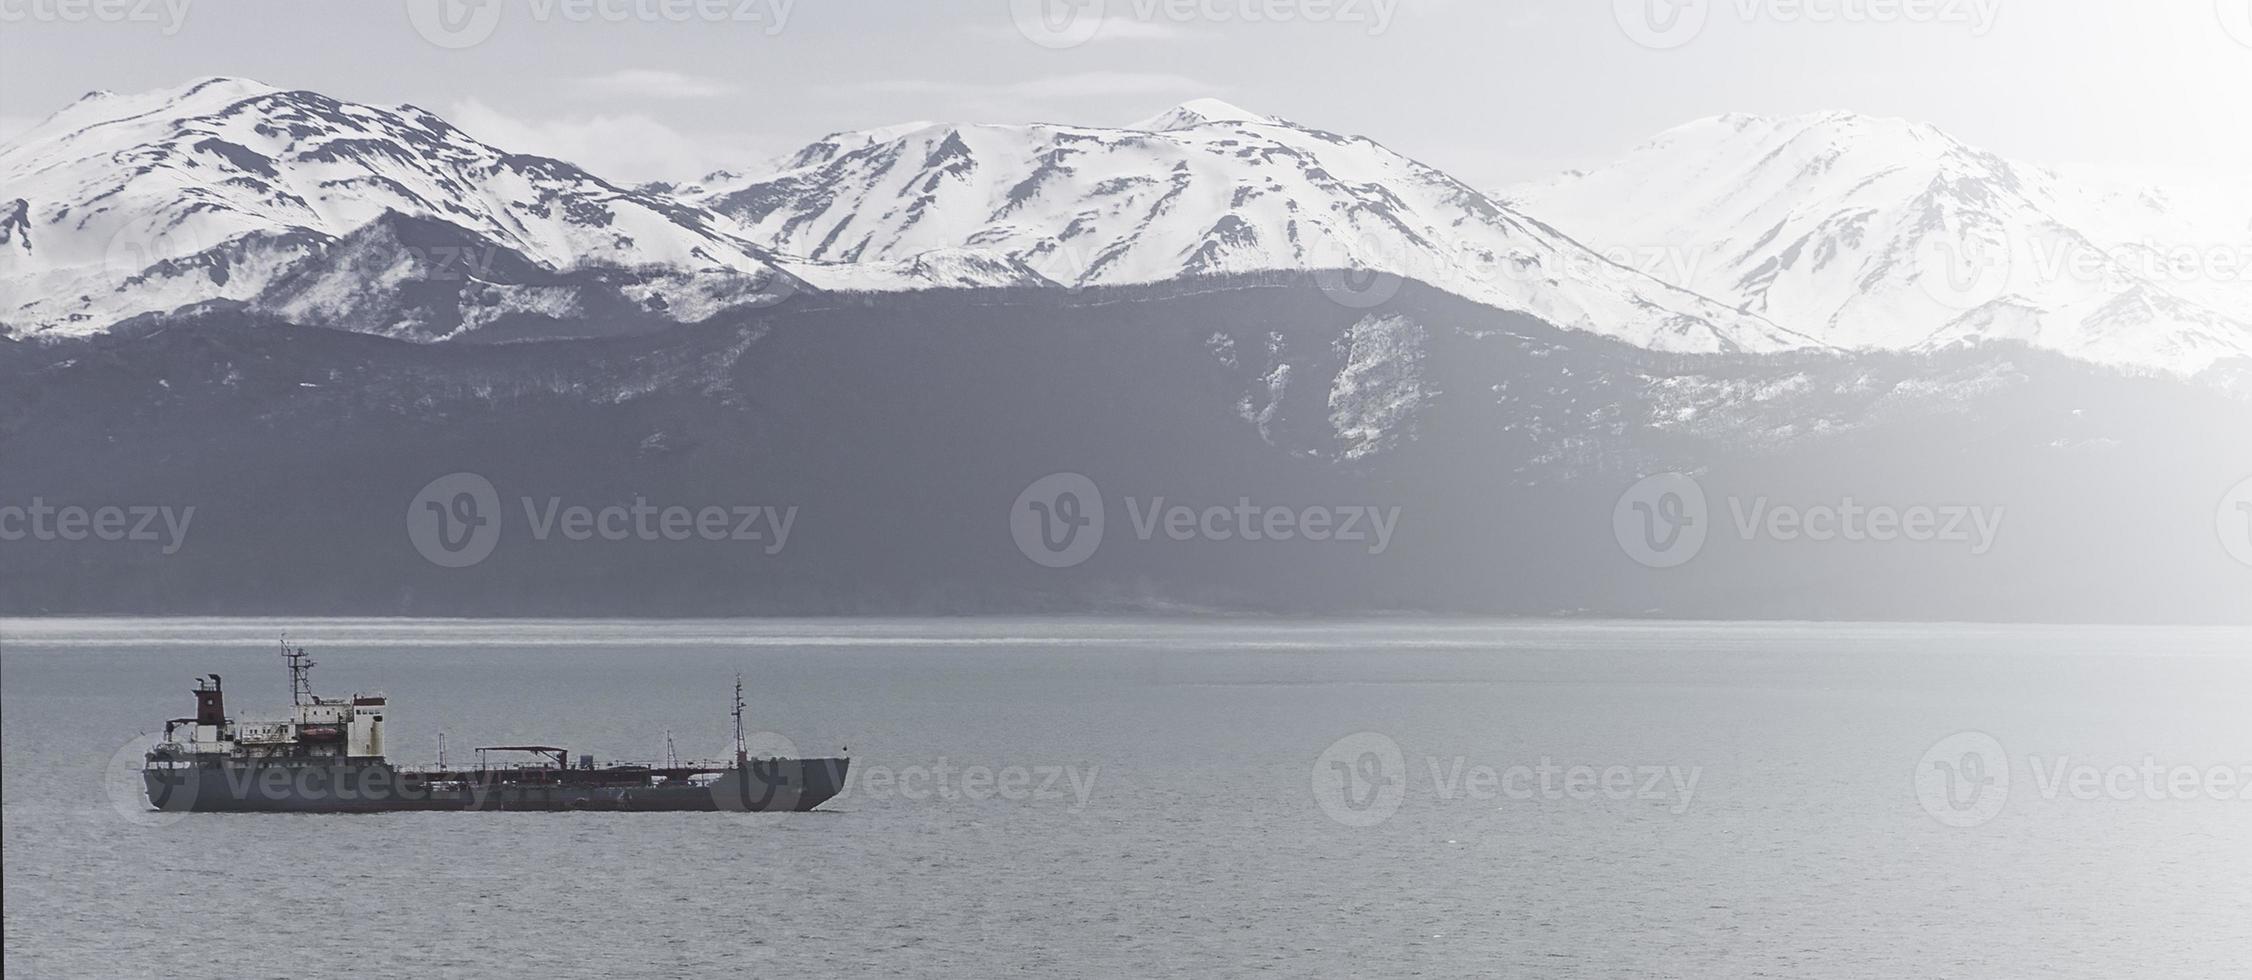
[2,0,2248,187]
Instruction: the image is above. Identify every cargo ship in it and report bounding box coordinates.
[141,642,848,813]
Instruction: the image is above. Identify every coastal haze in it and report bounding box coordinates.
[3,3,2251,979]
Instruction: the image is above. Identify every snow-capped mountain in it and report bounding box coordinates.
[1505,112,2252,374]
[6,79,2243,374]
[693,98,1813,355]
[0,76,798,339]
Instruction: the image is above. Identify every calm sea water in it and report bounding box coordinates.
[4,619,2250,979]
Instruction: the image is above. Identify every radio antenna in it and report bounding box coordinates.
[732,674,747,764]
[282,637,317,705]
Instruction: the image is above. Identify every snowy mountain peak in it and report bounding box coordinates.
[1134,98,1278,132]
[1640,110,1987,173]
[1509,111,2252,373]
[0,77,792,338]
[773,120,944,171]
[13,76,284,151]
[704,106,1808,354]
[8,78,2240,373]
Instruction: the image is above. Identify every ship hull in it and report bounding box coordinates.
[142,758,850,813]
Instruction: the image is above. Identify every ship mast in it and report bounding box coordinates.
[282,638,317,706]
[732,674,747,766]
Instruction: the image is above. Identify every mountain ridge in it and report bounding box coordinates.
[693,99,1812,355]
[6,279,2243,620]
[3,79,2244,375]
[0,76,799,341]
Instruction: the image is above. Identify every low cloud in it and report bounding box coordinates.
[857,70,1215,100]
[849,71,1222,125]
[444,99,769,185]
[569,69,741,100]
[969,18,1195,42]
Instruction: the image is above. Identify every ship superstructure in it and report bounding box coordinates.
[161,644,388,766]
